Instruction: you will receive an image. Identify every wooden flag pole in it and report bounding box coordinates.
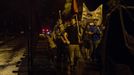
[58,10,63,25]
[75,14,81,43]
[59,10,62,19]
[75,14,79,33]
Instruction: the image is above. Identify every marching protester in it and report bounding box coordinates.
[93,19,102,49]
[54,19,69,73]
[64,17,83,72]
[88,21,102,63]
[82,22,94,62]
[46,33,57,63]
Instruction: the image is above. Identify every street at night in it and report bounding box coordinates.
[0,0,134,75]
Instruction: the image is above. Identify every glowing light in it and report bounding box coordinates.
[46,29,49,32]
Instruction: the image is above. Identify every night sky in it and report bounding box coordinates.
[0,0,66,33]
[0,0,101,34]
[0,0,133,34]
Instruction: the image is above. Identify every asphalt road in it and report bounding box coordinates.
[31,37,101,75]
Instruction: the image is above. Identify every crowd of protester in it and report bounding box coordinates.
[43,16,105,74]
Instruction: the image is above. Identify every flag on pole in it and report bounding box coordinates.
[72,0,83,21]
[72,0,78,14]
